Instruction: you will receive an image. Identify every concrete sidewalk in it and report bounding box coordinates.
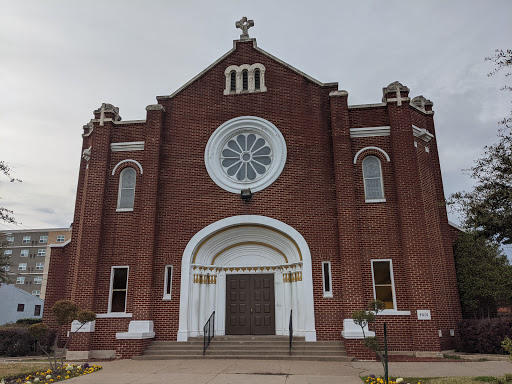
[64,358,512,384]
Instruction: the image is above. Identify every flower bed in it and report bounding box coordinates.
[364,376,422,384]
[1,364,102,384]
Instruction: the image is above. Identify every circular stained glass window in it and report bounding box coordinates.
[221,133,272,182]
[204,116,287,194]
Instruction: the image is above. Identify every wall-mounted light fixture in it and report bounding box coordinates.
[241,189,252,202]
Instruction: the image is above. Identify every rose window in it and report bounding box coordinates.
[221,133,272,181]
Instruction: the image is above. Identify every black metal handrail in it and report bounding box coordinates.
[203,311,215,356]
[289,310,293,356]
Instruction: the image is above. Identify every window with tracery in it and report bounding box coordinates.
[117,167,136,210]
[362,156,384,201]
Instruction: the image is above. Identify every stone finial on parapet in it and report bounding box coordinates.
[82,121,93,137]
[93,103,121,125]
[236,16,254,41]
[145,104,165,112]
[329,90,349,98]
[411,95,434,114]
[382,81,410,106]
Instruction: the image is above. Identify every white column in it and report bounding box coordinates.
[291,271,299,336]
[191,272,200,337]
[297,270,304,334]
[217,270,226,335]
[275,270,284,335]
[198,272,207,335]
[208,273,216,319]
[283,270,292,336]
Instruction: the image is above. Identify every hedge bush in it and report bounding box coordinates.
[0,326,56,356]
[16,318,43,325]
[458,317,512,354]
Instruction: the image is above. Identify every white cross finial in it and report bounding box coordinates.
[235,16,254,40]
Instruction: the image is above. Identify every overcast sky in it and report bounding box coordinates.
[0,0,510,254]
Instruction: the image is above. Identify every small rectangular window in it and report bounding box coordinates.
[4,250,12,256]
[371,260,396,310]
[2,265,10,272]
[39,236,48,243]
[37,249,46,256]
[17,304,25,312]
[34,305,41,316]
[163,265,173,300]
[322,261,333,298]
[34,276,42,284]
[109,267,129,313]
[16,276,25,284]
[20,249,29,257]
[32,290,41,297]
[7,236,14,243]
[56,235,65,242]
[35,262,44,271]
[19,263,27,270]
[22,236,31,243]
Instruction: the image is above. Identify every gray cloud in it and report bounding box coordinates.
[0,0,510,256]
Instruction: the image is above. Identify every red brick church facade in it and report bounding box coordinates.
[44,19,462,359]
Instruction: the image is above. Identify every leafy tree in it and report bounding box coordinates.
[352,300,387,374]
[0,160,21,224]
[0,235,11,283]
[450,49,512,245]
[28,300,96,376]
[485,49,512,128]
[453,231,512,318]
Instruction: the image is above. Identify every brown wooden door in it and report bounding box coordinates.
[226,274,275,335]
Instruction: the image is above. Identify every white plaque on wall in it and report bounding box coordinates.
[417,310,431,320]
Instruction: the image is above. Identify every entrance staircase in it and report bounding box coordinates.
[133,335,351,361]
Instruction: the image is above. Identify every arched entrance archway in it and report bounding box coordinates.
[177,215,317,341]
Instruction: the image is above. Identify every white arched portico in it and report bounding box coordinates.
[177,215,317,342]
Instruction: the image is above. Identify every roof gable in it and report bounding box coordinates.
[156,39,337,101]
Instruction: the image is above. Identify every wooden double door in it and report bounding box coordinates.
[226,274,275,335]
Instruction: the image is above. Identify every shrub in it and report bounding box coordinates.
[458,318,512,354]
[16,318,43,325]
[0,326,56,357]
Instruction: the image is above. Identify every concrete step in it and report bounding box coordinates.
[134,354,353,361]
[143,349,346,357]
[138,336,349,361]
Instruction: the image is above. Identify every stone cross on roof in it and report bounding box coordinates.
[236,16,254,40]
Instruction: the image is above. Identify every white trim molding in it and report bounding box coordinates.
[96,313,133,318]
[412,125,434,142]
[353,146,391,164]
[111,142,145,152]
[112,159,143,175]
[204,116,287,194]
[177,215,317,342]
[350,126,390,138]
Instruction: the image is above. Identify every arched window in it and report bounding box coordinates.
[230,71,236,92]
[254,69,261,90]
[362,156,384,201]
[242,70,248,91]
[117,167,136,210]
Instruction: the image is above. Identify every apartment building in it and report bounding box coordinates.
[1,227,71,298]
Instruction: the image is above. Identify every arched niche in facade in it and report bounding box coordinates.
[177,215,316,342]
